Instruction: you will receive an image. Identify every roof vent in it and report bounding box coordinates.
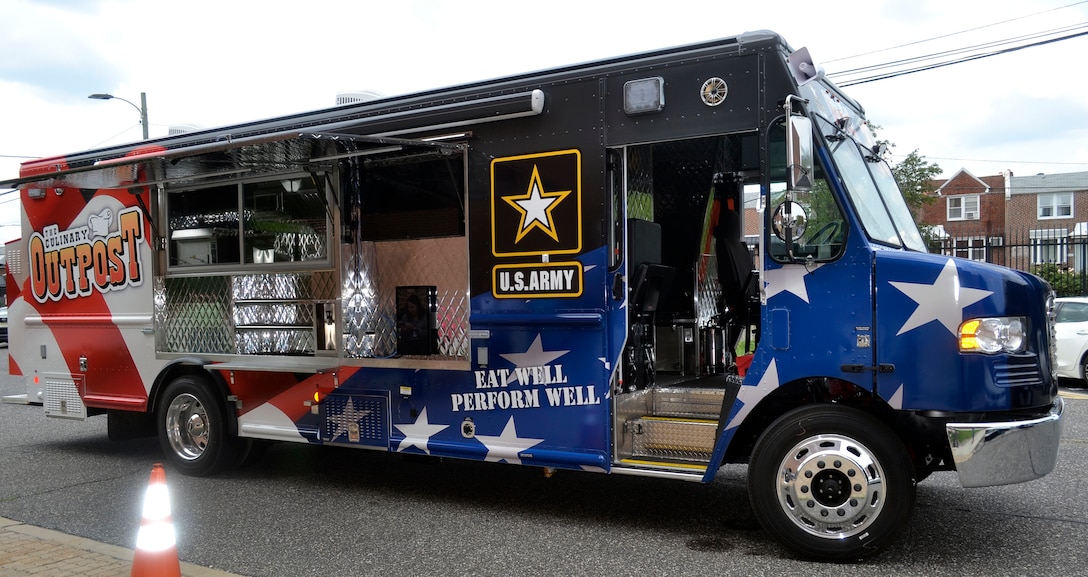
[167,124,202,136]
[336,90,384,106]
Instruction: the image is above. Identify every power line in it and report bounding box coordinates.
[89,123,142,150]
[926,159,1088,169]
[824,1,1088,64]
[832,28,1088,86]
[830,22,1088,77]
[890,151,1088,167]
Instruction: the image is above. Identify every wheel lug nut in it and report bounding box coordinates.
[834,460,842,468]
[854,484,862,492]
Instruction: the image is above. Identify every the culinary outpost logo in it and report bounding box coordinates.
[28,206,144,303]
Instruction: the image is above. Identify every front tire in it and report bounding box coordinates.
[157,375,245,476]
[748,405,916,561]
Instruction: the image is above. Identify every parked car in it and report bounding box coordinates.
[1054,297,1088,386]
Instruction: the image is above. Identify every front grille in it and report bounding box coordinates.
[994,357,1043,387]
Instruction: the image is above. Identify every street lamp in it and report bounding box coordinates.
[88,92,148,140]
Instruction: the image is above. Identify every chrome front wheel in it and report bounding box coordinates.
[748,405,915,561]
[775,433,886,540]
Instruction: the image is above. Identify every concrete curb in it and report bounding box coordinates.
[0,516,246,577]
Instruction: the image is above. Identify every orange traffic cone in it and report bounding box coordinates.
[131,463,181,577]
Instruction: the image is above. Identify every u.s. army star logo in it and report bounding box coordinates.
[490,150,581,257]
[503,165,571,243]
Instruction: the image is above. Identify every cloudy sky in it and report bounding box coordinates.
[2,0,1087,243]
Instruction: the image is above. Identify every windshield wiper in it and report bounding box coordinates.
[864,142,885,163]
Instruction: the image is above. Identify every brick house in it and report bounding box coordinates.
[1005,171,1088,273]
[920,169,1088,275]
[919,168,1009,265]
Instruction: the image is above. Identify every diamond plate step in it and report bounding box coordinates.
[630,416,718,461]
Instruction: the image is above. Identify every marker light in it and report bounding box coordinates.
[959,317,1025,353]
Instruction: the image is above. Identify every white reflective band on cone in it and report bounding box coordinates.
[136,480,175,552]
[141,484,172,520]
[136,521,177,552]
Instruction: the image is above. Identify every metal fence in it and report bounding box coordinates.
[930,228,1088,297]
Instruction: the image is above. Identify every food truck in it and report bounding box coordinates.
[1,31,1063,559]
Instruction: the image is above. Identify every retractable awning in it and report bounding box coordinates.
[0,131,466,192]
[3,87,548,192]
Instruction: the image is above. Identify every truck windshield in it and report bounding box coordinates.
[813,114,927,252]
[801,83,927,253]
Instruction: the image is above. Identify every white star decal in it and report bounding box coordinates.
[502,165,571,243]
[763,264,821,304]
[887,384,904,410]
[327,398,371,442]
[889,258,992,336]
[475,416,544,464]
[393,408,448,454]
[726,358,780,430]
[499,334,569,369]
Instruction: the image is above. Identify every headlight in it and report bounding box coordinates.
[959,317,1025,354]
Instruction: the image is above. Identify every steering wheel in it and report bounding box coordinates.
[808,221,842,245]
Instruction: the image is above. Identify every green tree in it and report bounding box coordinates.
[891,149,942,213]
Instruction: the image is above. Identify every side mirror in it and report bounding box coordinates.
[786,115,814,192]
[772,200,808,242]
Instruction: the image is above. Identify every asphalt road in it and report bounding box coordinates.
[2,348,1087,577]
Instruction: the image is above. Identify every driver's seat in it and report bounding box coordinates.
[715,210,758,348]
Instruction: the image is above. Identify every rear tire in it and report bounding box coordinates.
[156,375,244,476]
[747,405,916,561]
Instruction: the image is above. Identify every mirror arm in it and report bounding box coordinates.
[784,94,808,117]
[783,200,795,261]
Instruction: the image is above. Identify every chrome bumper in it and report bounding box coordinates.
[946,396,1064,488]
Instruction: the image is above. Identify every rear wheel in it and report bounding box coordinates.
[747,405,916,561]
[1080,354,1088,388]
[157,375,245,476]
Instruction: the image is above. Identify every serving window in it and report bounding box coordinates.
[167,174,330,269]
[343,149,466,243]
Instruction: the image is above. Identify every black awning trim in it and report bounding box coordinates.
[2,132,467,191]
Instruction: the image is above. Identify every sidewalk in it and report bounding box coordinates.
[0,516,246,577]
